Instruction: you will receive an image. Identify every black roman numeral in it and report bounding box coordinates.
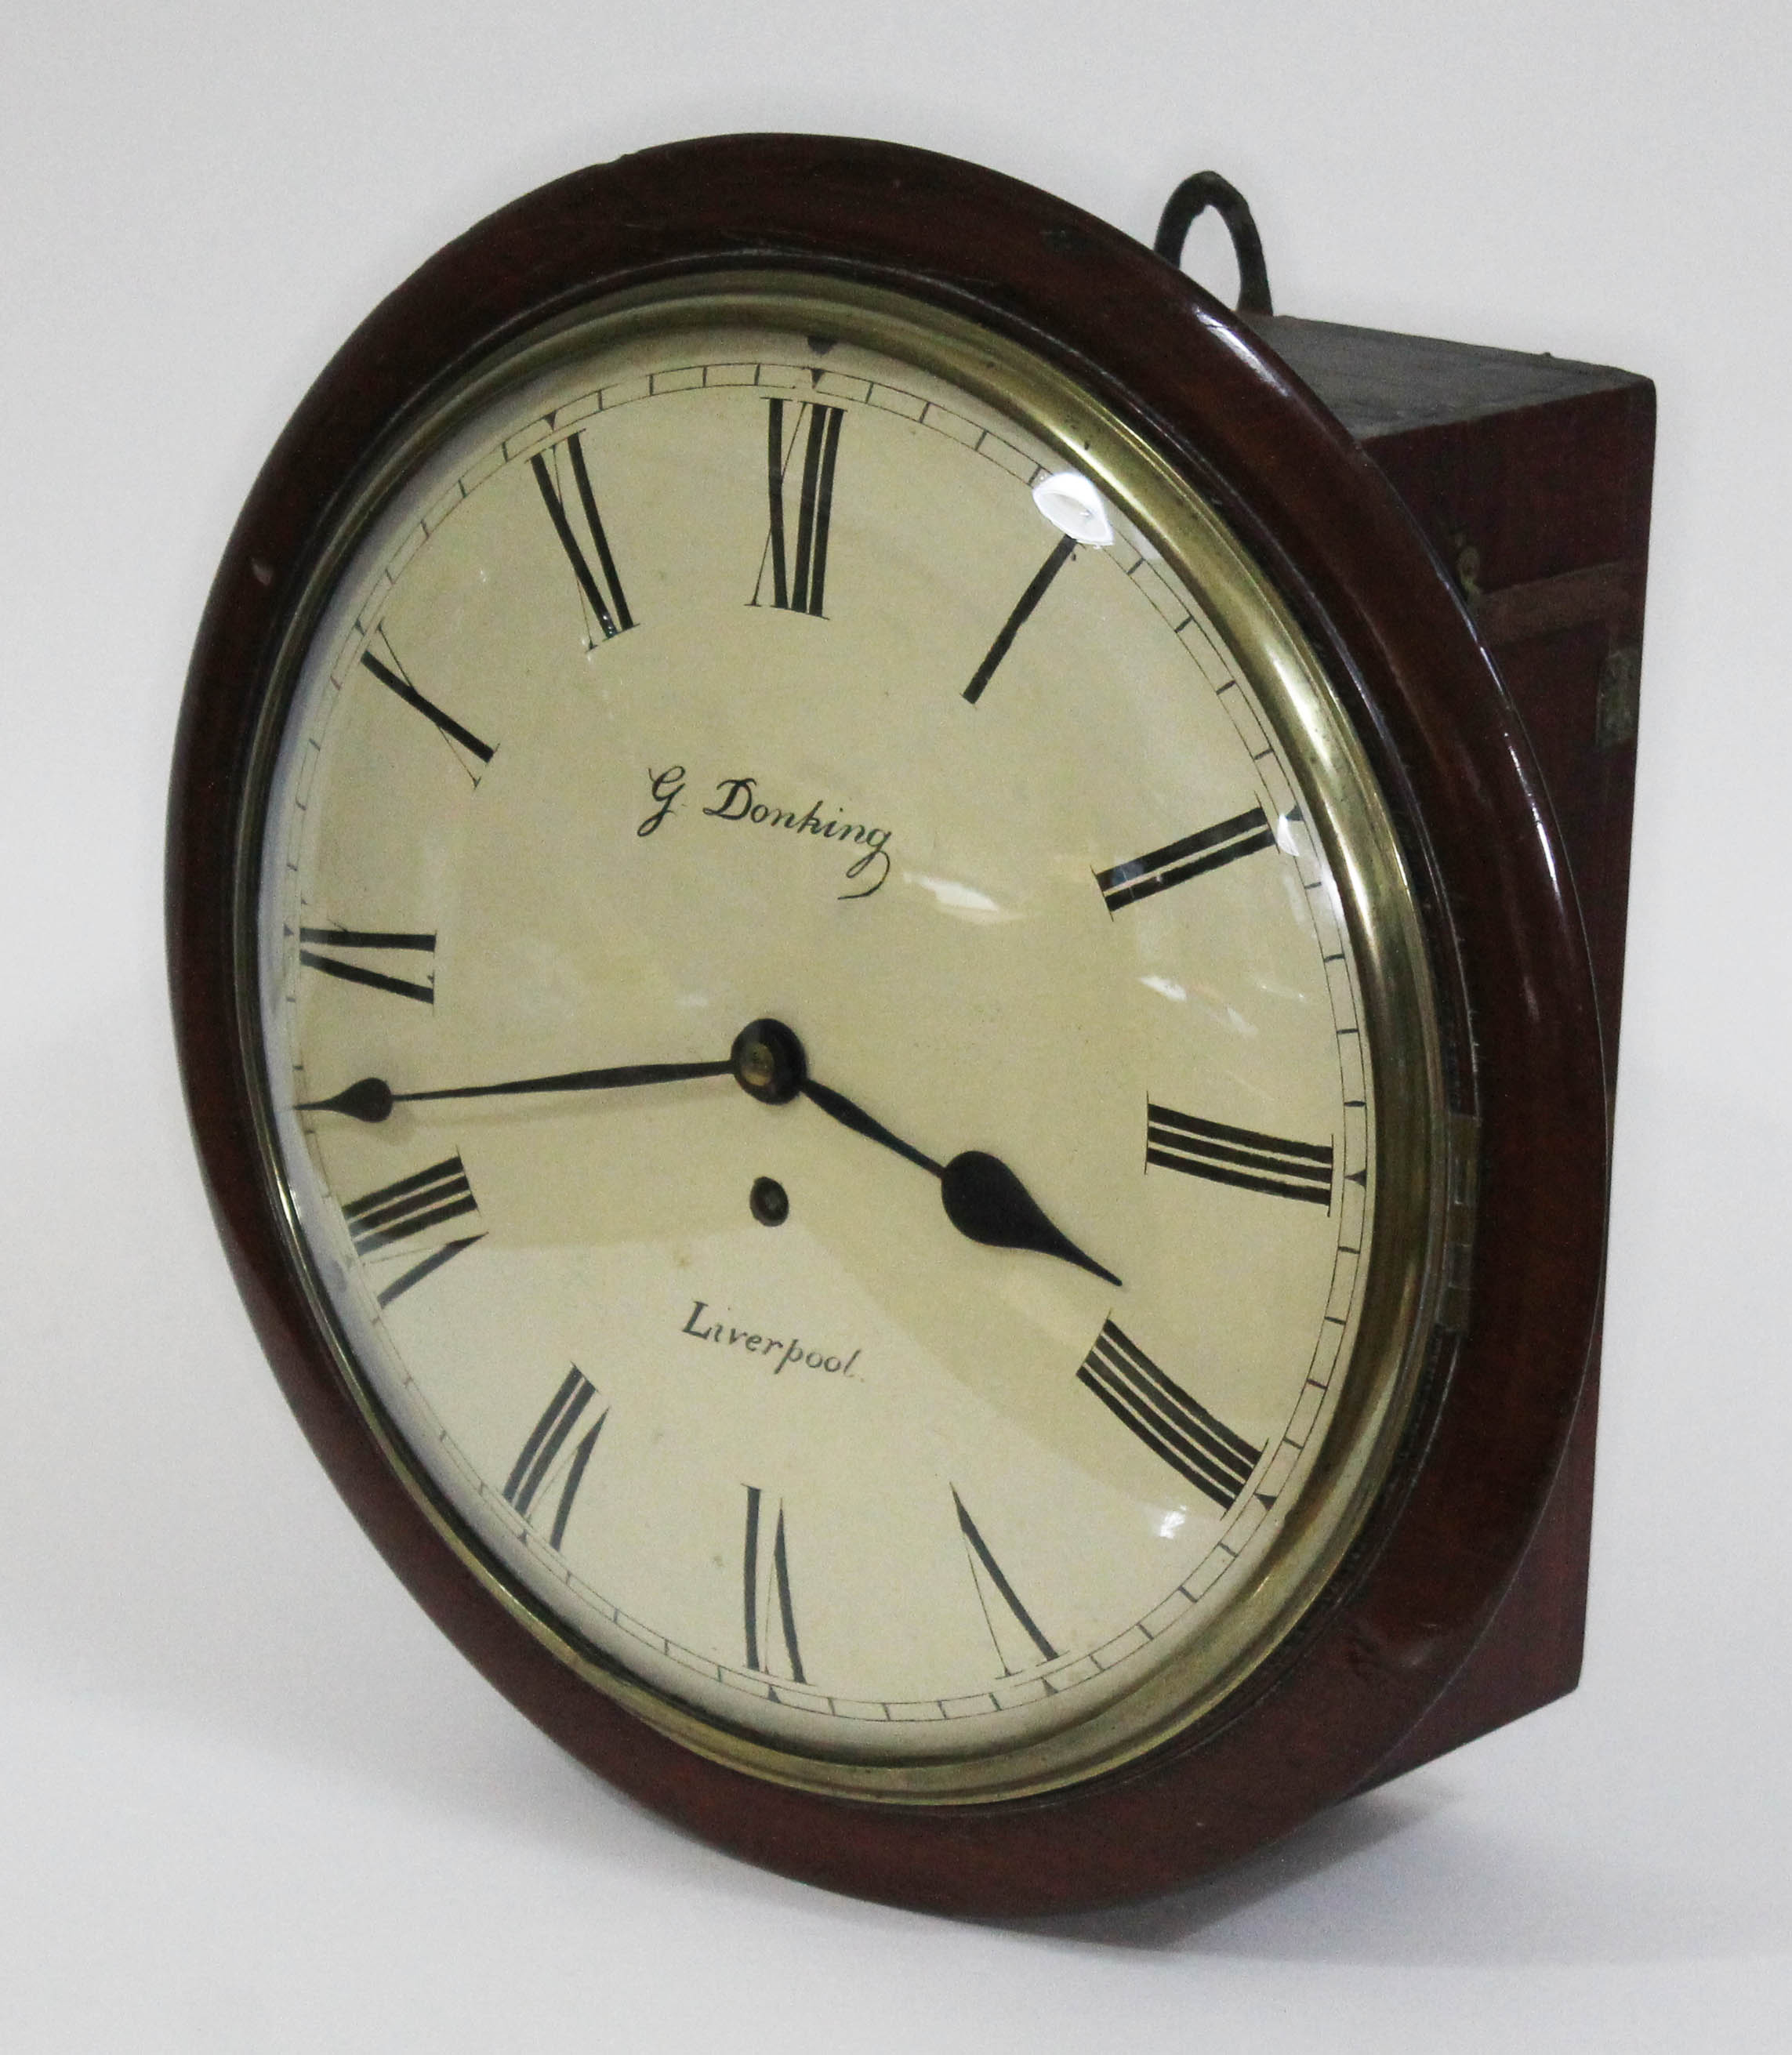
[359,645,495,775]
[742,1485,805,1683]
[1147,1104,1334,1206]
[299,925,436,1004]
[1095,805,1276,911]
[503,1368,605,1551]
[340,1154,483,1306]
[753,399,843,616]
[1077,1320,1261,1512]
[531,433,633,644]
[953,1488,1057,1669]
[343,1154,477,1252]
[963,533,1078,704]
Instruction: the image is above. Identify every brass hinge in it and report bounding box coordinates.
[1436,1111,1482,1334]
[1596,644,1642,750]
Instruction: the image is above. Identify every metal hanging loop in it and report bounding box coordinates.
[1153,172,1273,317]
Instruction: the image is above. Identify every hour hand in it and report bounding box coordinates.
[938,1151,1123,1288]
[731,1020,1122,1288]
[297,1057,734,1123]
[806,1073,1123,1285]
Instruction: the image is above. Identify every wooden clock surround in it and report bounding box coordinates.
[167,135,1650,1912]
[1261,317,1654,1786]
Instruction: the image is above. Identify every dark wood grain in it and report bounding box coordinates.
[1254,320,1653,1783]
[166,134,1631,1914]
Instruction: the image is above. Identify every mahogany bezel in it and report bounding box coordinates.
[166,134,1608,1914]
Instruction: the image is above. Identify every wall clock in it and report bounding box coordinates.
[167,135,1652,1912]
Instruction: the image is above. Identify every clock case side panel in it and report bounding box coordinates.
[1248,313,1653,1776]
[166,134,1616,1913]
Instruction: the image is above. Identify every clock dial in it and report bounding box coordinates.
[252,288,1440,1797]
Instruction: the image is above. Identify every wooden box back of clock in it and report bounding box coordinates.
[1245,314,1653,1784]
[168,133,1652,1912]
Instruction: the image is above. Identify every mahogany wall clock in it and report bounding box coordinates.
[167,134,1652,1913]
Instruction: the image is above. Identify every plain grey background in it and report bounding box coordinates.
[4,2,1787,2046]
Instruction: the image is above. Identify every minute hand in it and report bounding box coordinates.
[798,1077,1122,1288]
[299,1059,733,1125]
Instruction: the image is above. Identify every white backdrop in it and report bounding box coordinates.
[4,3,1788,2047]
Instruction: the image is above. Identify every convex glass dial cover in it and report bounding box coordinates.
[249,279,1446,1800]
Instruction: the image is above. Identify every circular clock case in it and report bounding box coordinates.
[168,136,1609,1913]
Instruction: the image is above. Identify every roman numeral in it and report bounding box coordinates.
[359,645,495,774]
[1095,804,1276,912]
[742,1485,805,1683]
[952,1488,1057,1670]
[531,433,633,644]
[339,1154,482,1305]
[298,925,436,1004]
[753,399,843,616]
[343,1154,477,1252]
[1077,1321,1261,1512]
[963,533,1077,703]
[1147,1104,1334,1205]
[503,1367,605,1551]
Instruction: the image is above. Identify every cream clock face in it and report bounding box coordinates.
[253,285,1438,1798]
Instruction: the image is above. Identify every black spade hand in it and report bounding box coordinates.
[298,1058,734,1122]
[796,1071,1121,1288]
[939,1150,1122,1288]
